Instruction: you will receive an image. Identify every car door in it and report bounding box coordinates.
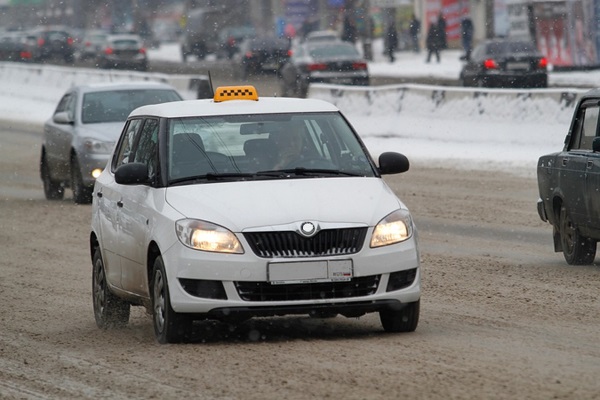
[118,118,160,296]
[97,118,144,288]
[560,101,598,227]
[583,103,600,231]
[44,91,76,181]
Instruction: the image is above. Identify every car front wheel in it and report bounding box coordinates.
[379,300,420,333]
[40,153,64,200]
[70,156,93,204]
[152,256,192,344]
[92,248,130,328]
[559,206,596,265]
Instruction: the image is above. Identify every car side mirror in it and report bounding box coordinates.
[593,137,600,153]
[115,162,150,185]
[378,152,409,175]
[53,111,73,125]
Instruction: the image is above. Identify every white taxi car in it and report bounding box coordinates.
[90,85,421,343]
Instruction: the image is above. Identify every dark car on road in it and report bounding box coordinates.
[537,88,600,264]
[0,31,34,62]
[460,38,548,88]
[96,33,148,71]
[30,26,75,63]
[279,40,369,98]
[236,36,290,78]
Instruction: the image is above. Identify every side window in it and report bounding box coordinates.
[133,119,160,180]
[572,105,600,151]
[112,119,143,171]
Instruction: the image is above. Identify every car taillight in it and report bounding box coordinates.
[85,41,92,47]
[352,62,367,70]
[483,59,498,69]
[287,49,293,57]
[104,47,113,55]
[308,63,327,71]
[538,57,548,69]
[139,47,146,55]
[20,51,32,59]
[37,38,44,47]
[67,37,74,46]
[245,51,253,58]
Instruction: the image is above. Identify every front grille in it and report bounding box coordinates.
[235,275,380,302]
[244,228,367,258]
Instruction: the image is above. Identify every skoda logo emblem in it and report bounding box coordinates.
[300,222,316,237]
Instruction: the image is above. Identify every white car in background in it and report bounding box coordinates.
[40,81,183,204]
[90,85,421,343]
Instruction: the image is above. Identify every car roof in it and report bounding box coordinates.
[72,81,180,94]
[129,97,339,118]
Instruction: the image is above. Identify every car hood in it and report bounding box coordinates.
[165,177,404,231]
[77,122,126,142]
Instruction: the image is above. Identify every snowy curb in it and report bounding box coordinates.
[308,83,589,125]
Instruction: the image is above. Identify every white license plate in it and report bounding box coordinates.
[268,260,353,284]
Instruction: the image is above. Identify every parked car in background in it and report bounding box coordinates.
[280,40,369,98]
[236,36,290,78]
[216,25,256,59]
[537,88,600,265]
[459,38,548,88]
[77,29,109,61]
[40,82,183,204]
[29,26,75,64]
[89,84,420,343]
[0,31,34,62]
[96,33,148,71]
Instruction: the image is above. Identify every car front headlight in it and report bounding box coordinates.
[370,209,413,248]
[176,219,244,254]
[83,138,115,154]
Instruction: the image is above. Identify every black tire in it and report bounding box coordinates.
[40,153,64,200]
[559,206,596,265]
[70,156,93,204]
[379,300,420,333]
[92,248,130,329]
[152,256,192,344]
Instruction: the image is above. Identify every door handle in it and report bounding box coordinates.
[562,158,568,166]
[117,200,123,208]
[588,160,594,169]
[96,192,103,198]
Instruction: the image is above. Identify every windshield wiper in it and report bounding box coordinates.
[258,168,363,177]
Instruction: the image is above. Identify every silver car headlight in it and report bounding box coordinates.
[176,219,244,254]
[83,138,115,154]
[370,209,413,248]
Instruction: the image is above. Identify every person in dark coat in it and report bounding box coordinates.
[409,14,421,53]
[437,12,447,49]
[341,15,357,44]
[461,17,474,60]
[426,20,443,63]
[384,22,398,62]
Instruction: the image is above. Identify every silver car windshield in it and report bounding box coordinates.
[82,89,181,124]
[167,112,376,182]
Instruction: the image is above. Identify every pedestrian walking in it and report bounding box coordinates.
[409,14,421,53]
[341,15,357,44]
[437,12,447,50]
[461,16,474,61]
[426,20,443,63]
[384,22,398,62]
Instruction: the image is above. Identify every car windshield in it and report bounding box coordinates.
[487,41,537,55]
[82,89,181,124]
[308,43,359,58]
[167,112,376,182]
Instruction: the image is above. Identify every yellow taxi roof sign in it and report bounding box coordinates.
[213,85,258,102]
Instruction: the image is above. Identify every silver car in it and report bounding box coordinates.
[40,82,183,204]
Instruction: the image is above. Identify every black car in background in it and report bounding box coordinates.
[29,26,75,63]
[459,38,548,88]
[236,36,290,78]
[279,40,369,98]
[0,31,34,62]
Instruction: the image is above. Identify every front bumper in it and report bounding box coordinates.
[162,232,421,318]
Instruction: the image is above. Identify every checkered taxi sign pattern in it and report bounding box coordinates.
[214,86,258,102]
